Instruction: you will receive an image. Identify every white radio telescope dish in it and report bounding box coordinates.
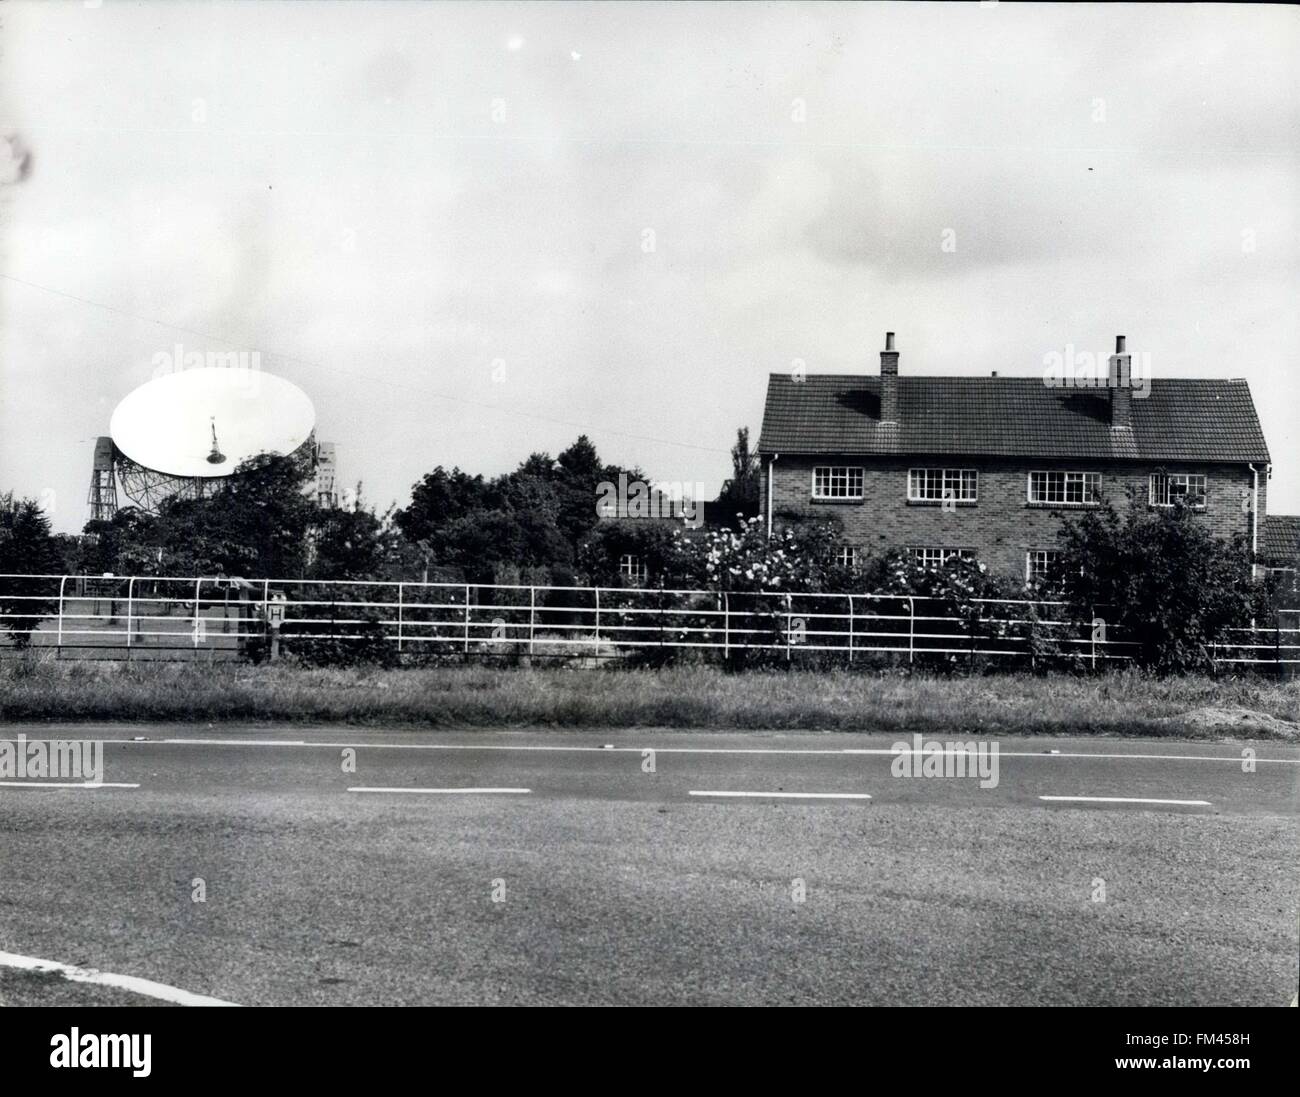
[110,368,316,478]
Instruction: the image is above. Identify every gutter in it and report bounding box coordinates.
[1248,462,1263,578]
[766,453,778,537]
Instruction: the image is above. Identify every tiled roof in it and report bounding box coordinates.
[757,375,1270,463]
[1262,515,1300,562]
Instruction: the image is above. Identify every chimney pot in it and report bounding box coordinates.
[885,332,895,351]
[1115,334,1126,353]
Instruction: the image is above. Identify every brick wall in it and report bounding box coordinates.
[761,454,1265,581]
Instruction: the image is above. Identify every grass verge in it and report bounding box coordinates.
[1,654,1297,739]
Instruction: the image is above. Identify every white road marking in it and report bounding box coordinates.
[100,738,1299,765]
[161,739,306,746]
[0,782,139,790]
[347,786,531,795]
[0,949,238,1006]
[689,790,871,800]
[1038,795,1212,807]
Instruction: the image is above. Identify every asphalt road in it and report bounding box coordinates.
[1,724,1297,1006]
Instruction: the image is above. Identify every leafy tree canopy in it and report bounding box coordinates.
[1056,491,1264,673]
[717,426,761,524]
[75,453,396,581]
[394,435,645,583]
[0,492,60,575]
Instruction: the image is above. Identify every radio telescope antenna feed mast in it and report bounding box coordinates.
[207,418,227,466]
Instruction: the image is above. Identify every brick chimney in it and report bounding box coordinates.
[1109,334,1132,429]
[880,332,899,423]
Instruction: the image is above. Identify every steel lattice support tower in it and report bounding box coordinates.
[86,436,119,522]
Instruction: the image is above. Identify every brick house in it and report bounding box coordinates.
[1260,515,1300,593]
[757,333,1276,583]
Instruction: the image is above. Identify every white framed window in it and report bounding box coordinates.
[835,546,858,569]
[908,468,978,503]
[812,466,864,501]
[1026,549,1062,584]
[618,554,648,583]
[1149,472,1207,508]
[911,547,974,569]
[1027,470,1101,506]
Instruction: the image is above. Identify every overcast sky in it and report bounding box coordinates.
[1,1,1297,534]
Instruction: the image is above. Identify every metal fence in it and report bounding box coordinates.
[0,573,1296,672]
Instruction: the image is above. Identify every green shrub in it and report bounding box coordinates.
[1056,490,1264,674]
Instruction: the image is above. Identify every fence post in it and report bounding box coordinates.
[785,593,792,661]
[847,594,854,662]
[192,578,202,648]
[56,575,67,655]
[1090,606,1097,672]
[125,577,135,658]
[594,587,601,652]
[397,582,404,656]
[463,585,471,655]
[528,586,536,656]
[908,597,915,666]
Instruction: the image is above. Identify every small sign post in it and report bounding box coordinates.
[267,592,287,661]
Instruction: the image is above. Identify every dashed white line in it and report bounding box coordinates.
[162,739,306,746]
[347,786,531,795]
[0,781,139,790]
[0,949,238,1006]
[1038,795,1212,807]
[689,790,871,800]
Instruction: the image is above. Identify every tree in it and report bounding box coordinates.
[75,451,399,584]
[717,426,761,523]
[0,492,60,646]
[393,466,490,548]
[394,465,569,583]
[308,492,399,581]
[1,492,60,573]
[577,519,686,587]
[81,508,161,575]
[394,437,646,584]
[553,435,622,551]
[1056,492,1261,673]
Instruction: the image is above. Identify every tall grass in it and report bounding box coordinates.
[1,653,1296,738]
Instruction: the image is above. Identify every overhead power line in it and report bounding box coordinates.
[1,272,731,456]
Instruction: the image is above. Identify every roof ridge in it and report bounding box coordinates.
[766,373,1250,382]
